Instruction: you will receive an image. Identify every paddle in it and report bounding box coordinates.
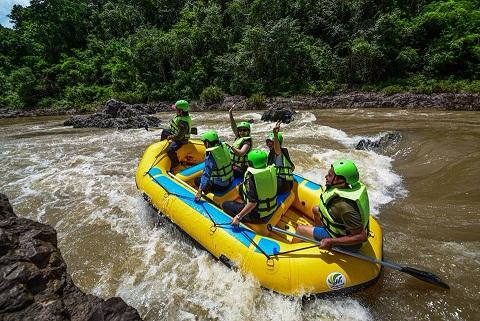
[267,224,450,289]
[144,125,198,135]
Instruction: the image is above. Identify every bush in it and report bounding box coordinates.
[64,85,112,105]
[381,85,404,95]
[37,97,58,109]
[112,91,144,104]
[200,85,224,105]
[308,80,338,96]
[247,92,266,109]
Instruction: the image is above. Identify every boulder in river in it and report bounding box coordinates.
[261,105,296,123]
[356,131,402,152]
[64,99,163,129]
[0,193,143,321]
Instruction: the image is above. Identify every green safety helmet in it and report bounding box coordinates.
[332,159,359,186]
[247,149,268,169]
[200,130,219,143]
[266,132,283,144]
[172,99,189,111]
[236,121,251,130]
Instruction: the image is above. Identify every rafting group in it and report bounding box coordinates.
[160,99,370,252]
[135,99,448,294]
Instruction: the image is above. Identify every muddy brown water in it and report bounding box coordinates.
[1,108,479,321]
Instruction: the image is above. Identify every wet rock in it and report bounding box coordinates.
[261,106,296,123]
[0,193,143,321]
[356,131,402,152]
[64,100,163,129]
[0,109,34,118]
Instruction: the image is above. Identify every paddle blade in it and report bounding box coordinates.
[401,267,450,289]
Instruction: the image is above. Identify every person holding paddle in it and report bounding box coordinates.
[296,160,369,251]
[161,99,192,172]
[266,121,295,193]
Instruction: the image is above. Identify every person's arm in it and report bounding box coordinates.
[273,121,282,156]
[319,228,367,249]
[312,206,323,226]
[195,155,214,201]
[230,202,257,226]
[319,201,367,249]
[231,175,258,226]
[171,120,189,141]
[230,141,250,156]
[229,106,238,137]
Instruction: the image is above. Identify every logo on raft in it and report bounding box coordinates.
[326,272,346,290]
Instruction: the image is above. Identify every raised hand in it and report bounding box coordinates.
[273,120,281,135]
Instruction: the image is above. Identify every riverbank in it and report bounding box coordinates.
[1,92,479,119]
[0,193,143,321]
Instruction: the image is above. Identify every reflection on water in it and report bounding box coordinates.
[1,109,479,321]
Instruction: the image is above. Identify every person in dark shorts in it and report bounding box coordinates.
[194,130,233,201]
[223,150,277,226]
[161,100,192,172]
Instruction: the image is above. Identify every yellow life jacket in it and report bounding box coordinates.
[206,142,233,182]
[318,183,370,238]
[231,136,252,169]
[241,165,277,218]
[169,115,192,140]
[267,148,294,181]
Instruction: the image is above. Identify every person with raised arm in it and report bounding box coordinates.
[228,105,253,178]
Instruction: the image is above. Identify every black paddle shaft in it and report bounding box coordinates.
[267,224,450,289]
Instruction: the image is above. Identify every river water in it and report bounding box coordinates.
[1,109,479,321]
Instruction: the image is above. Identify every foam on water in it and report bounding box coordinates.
[0,114,405,321]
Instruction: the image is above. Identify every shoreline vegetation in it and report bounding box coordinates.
[1,1,479,114]
[1,92,479,119]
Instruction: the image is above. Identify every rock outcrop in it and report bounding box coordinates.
[261,106,296,123]
[0,193,143,321]
[3,93,480,120]
[265,93,480,111]
[63,99,163,129]
[356,131,402,153]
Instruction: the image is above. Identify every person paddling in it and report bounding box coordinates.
[194,130,234,201]
[296,160,370,251]
[266,121,295,193]
[228,105,253,178]
[161,100,192,172]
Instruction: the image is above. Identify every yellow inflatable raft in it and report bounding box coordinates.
[136,139,383,295]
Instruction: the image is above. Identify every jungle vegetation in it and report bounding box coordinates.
[0,0,479,110]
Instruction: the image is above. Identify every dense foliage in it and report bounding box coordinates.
[0,0,479,109]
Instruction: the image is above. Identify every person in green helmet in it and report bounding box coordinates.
[266,121,295,193]
[161,100,192,172]
[228,105,253,178]
[194,130,234,202]
[223,149,277,226]
[296,160,370,251]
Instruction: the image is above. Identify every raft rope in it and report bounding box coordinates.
[145,171,319,261]
[239,230,271,260]
[144,143,169,177]
[146,171,231,227]
[144,140,206,177]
